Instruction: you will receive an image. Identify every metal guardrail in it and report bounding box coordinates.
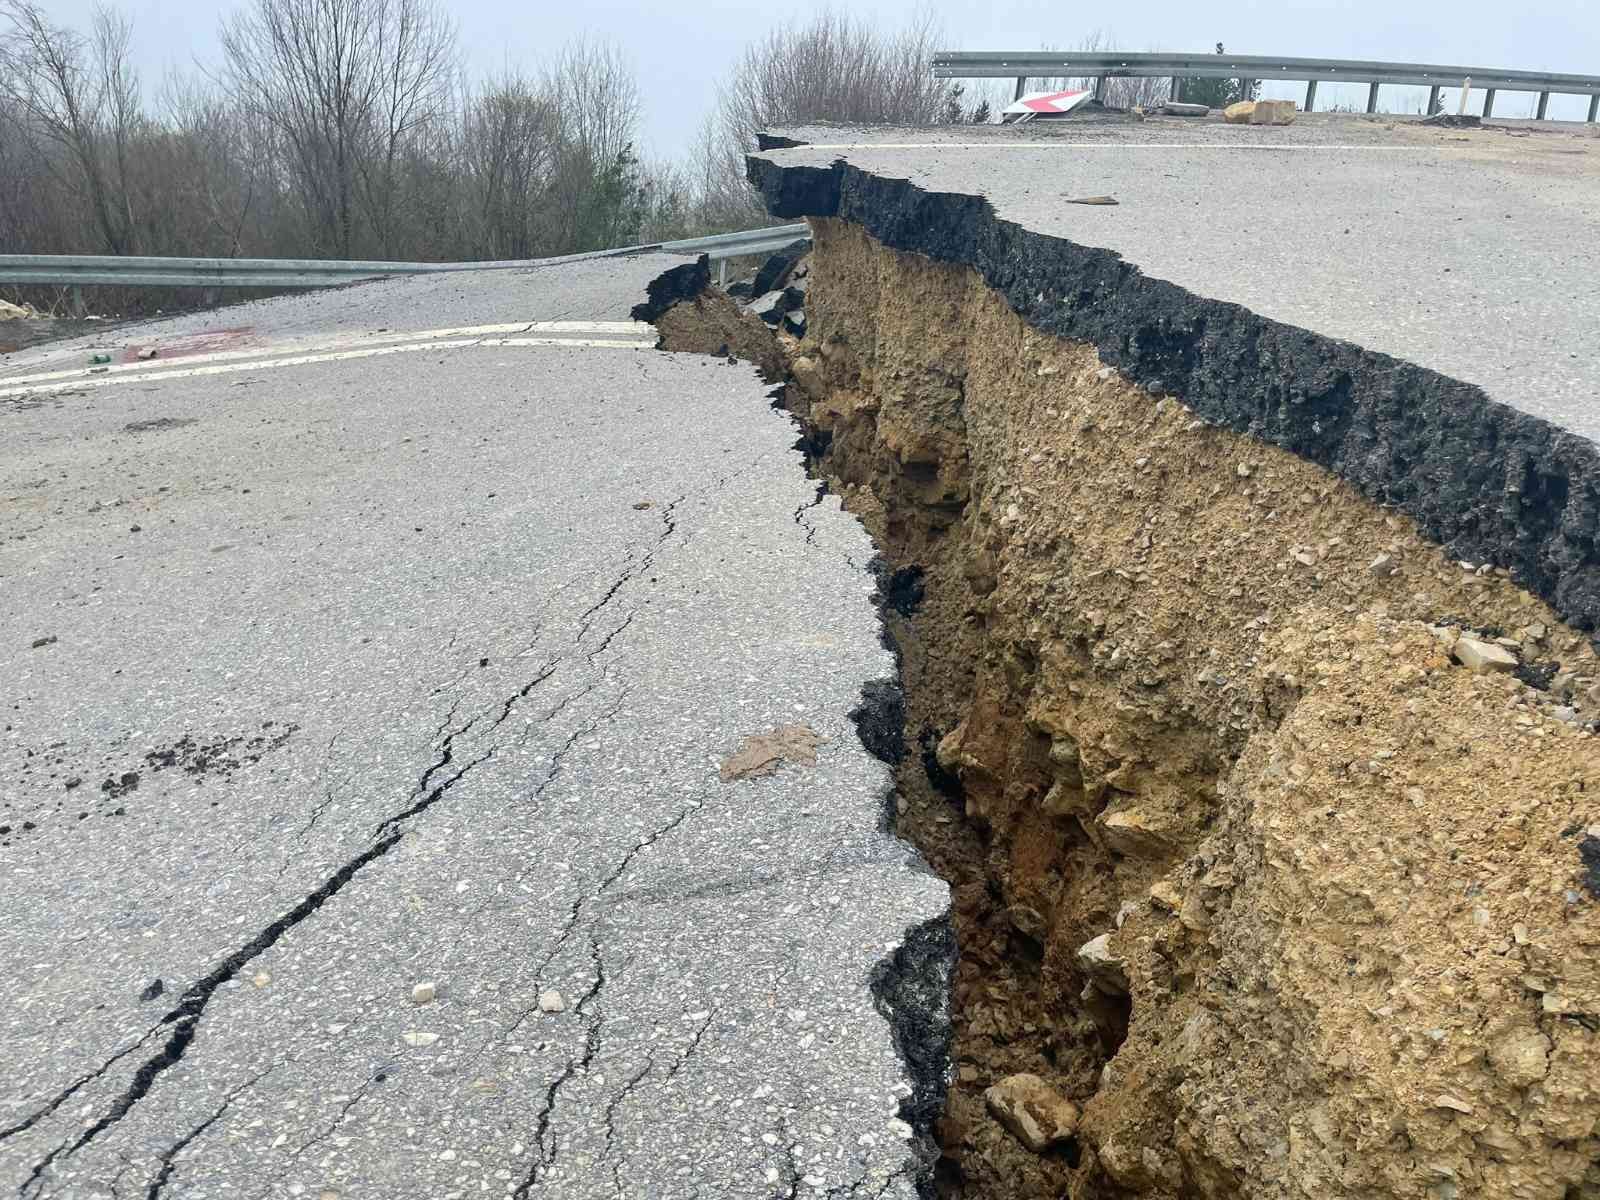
[0,224,809,296]
[933,51,1600,120]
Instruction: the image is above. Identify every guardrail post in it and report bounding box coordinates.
[1367,81,1380,113]
[1093,74,1107,102]
[1427,84,1441,114]
[1536,90,1550,119]
[1589,94,1599,122]
[1483,88,1496,118]
[1305,80,1318,112]
[68,285,86,319]
[1012,76,1027,101]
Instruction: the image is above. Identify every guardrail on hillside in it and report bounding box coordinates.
[933,51,1600,120]
[0,223,809,313]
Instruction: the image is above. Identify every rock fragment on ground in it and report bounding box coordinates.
[1224,99,1296,125]
[984,1073,1080,1152]
[720,723,824,781]
[1453,635,1517,674]
[1075,932,1129,994]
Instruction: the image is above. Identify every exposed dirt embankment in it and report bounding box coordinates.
[650,220,1600,1200]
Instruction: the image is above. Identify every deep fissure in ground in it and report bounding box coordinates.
[646,221,1600,1200]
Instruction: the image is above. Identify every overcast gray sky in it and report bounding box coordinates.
[51,0,1600,155]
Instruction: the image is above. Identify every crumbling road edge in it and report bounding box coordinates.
[745,149,1600,647]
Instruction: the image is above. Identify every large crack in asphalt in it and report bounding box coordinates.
[10,509,683,1197]
[143,1069,271,1199]
[636,262,956,1199]
[512,937,609,1199]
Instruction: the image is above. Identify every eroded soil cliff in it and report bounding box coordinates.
[658,219,1600,1200]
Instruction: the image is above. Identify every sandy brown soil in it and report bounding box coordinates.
[659,217,1600,1200]
[652,287,787,383]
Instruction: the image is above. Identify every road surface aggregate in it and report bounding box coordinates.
[0,254,946,1198]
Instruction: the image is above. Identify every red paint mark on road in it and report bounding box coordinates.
[121,327,255,363]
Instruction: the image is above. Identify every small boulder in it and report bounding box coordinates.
[1076,933,1129,994]
[984,1073,1079,1152]
[1224,99,1296,126]
[1252,99,1297,125]
[1453,636,1517,674]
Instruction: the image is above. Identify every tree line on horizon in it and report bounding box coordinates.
[0,0,995,312]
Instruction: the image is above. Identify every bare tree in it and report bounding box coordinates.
[8,5,1005,301]
[155,73,270,256]
[0,0,142,252]
[217,0,456,257]
[718,9,959,152]
[536,39,642,253]
[460,71,562,258]
[700,10,970,225]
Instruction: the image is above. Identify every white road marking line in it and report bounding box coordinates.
[0,335,655,398]
[787,142,1416,151]
[0,320,652,389]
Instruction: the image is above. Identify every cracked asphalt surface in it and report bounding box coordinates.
[759,114,1600,443]
[0,255,945,1198]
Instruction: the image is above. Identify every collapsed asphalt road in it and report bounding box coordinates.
[0,256,946,1198]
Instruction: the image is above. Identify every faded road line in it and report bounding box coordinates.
[0,320,651,390]
[0,333,655,398]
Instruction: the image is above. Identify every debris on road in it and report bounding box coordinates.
[1001,89,1094,124]
[1162,101,1210,117]
[0,299,39,320]
[1064,196,1119,206]
[537,989,566,1013]
[1224,99,1297,125]
[412,981,437,1004]
[720,723,825,781]
[750,240,810,296]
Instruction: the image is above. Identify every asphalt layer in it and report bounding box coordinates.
[750,115,1600,640]
[1,259,945,1197]
[757,115,1600,437]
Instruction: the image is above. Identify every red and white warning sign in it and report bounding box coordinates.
[1000,89,1094,122]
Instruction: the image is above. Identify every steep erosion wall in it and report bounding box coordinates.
[746,155,1600,647]
[781,219,1600,1200]
[653,216,1600,1200]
